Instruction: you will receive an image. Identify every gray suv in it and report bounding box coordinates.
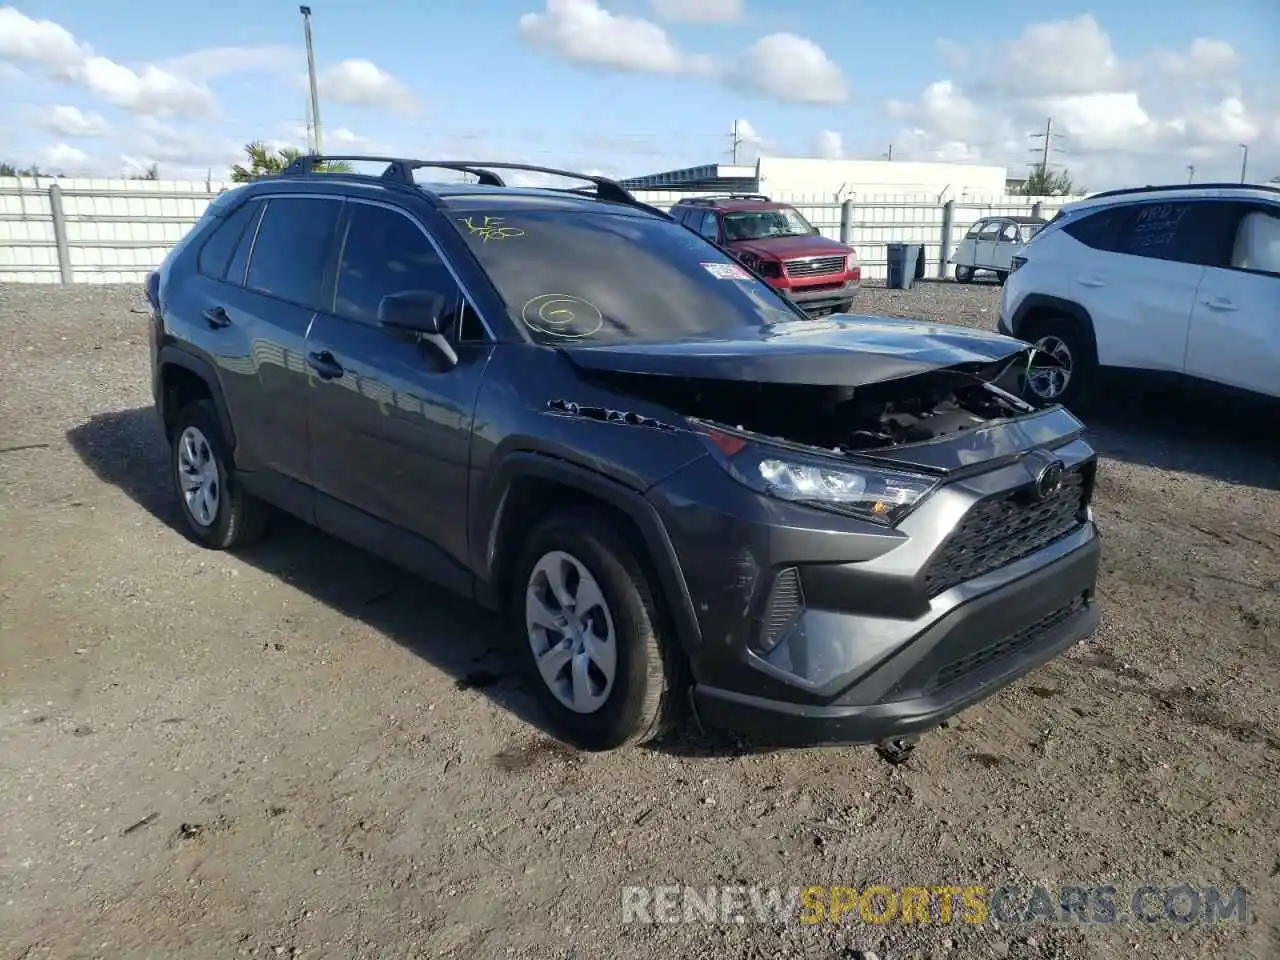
[146,157,1102,757]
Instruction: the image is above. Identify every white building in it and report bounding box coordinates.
[621,156,1013,200]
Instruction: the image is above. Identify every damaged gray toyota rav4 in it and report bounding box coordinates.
[147,157,1101,756]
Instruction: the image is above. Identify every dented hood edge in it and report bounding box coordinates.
[558,314,1032,387]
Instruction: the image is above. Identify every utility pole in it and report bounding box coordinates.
[1031,117,1055,171]
[1239,143,1249,183]
[886,144,893,161]
[1186,164,1195,183]
[729,119,742,163]
[300,6,323,156]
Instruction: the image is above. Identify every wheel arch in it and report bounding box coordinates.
[1010,294,1100,364]
[479,453,702,655]
[157,346,236,453]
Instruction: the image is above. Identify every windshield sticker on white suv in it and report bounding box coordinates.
[701,261,751,280]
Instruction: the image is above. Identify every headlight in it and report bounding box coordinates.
[696,425,937,525]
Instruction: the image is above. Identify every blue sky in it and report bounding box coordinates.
[2,0,1278,186]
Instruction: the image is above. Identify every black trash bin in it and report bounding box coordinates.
[886,242,922,290]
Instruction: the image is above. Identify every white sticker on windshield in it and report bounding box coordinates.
[701,261,751,280]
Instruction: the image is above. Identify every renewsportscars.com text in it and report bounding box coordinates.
[620,884,1249,926]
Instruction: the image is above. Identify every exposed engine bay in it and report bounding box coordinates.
[587,358,1037,452]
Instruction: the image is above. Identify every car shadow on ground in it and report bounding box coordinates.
[1077,376,1280,491]
[65,407,758,759]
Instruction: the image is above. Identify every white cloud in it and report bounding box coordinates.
[1153,38,1240,80]
[812,129,843,159]
[729,33,848,104]
[519,0,710,74]
[650,0,742,23]
[77,56,217,116]
[43,105,110,137]
[990,15,1128,97]
[883,16,1278,190]
[43,143,90,171]
[158,45,299,81]
[0,6,218,117]
[318,59,420,115]
[0,6,86,70]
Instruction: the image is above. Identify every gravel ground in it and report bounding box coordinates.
[1,280,1277,960]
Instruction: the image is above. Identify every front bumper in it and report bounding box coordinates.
[774,279,860,314]
[690,534,1100,746]
[646,429,1101,748]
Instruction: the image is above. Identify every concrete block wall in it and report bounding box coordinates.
[0,177,229,283]
[0,177,1082,284]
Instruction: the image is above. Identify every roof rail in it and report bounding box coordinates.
[674,193,773,205]
[1085,181,1280,201]
[279,154,648,209]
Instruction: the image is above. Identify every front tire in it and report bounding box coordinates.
[510,509,680,751]
[168,400,269,549]
[955,264,974,283]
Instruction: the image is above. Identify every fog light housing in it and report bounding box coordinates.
[752,566,804,656]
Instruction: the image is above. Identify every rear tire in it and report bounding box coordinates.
[510,508,681,751]
[168,400,269,549]
[996,270,1010,285]
[1021,315,1096,410]
[955,264,974,283]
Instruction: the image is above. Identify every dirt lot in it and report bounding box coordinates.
[1,281,1277,960]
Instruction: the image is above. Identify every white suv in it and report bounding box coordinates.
[997,183,1280,407]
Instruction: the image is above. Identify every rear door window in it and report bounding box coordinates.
[245,197,343,308]
[197,199,261,281]
[1113,201,1235,266]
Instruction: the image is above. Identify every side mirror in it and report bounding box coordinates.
[378,290,446,334]
[377,291,458,368]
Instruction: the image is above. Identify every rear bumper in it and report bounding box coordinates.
[689,532,1101,747]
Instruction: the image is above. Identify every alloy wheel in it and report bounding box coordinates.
[176,425,220,527]
[1027,335,1074,401]
[525,550,617,714]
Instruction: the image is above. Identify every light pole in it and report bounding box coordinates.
[1239,143,1249,184]
[300,6,323,155]
[1186,164,1194,183]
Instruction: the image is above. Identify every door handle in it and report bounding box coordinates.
[306,350,344,380]
[1202,296,1238,312]
[203,306,232,329]
[1078,276,1106,288]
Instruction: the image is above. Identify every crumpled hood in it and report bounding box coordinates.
[559,314,1030,387]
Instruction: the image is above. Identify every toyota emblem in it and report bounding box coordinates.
[1034,459,1065,500]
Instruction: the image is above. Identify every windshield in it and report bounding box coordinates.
[721,207,818,241]
[452,205,803,345]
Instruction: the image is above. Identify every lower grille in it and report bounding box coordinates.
[923,595,1087,694]
[924,467,1087,598]
[784,255,845,277]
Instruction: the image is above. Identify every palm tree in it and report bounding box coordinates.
[229,141,353,182]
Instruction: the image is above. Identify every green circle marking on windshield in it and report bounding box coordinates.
[520,294,604,339]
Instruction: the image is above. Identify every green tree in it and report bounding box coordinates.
[0,162,42,177]
[1016,164,1080,196]
[229,141,352,182]
[129,163,159,180]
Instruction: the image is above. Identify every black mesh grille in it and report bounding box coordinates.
[757,567,803,653]
[924,468,1087,598]
[924,595,1087,694]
